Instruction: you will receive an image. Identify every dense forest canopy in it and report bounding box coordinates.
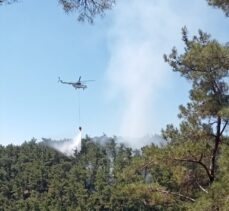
[0,133,228,210]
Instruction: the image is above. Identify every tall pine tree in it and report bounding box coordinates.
[163,27,229,184]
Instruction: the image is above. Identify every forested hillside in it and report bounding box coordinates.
[0,137,135,210]
[1,135,229,210]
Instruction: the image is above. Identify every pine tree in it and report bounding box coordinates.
[163,27,229,184]
[207,0,229,16]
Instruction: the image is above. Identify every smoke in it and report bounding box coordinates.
[106,0,179,138]
[106,0,207,143]
[49,131,82,156]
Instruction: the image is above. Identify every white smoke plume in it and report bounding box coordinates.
[106,0,209,145]
[106,0,178,138]
[49,131,82,156]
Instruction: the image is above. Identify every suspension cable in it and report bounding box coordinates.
[78,90,81,126]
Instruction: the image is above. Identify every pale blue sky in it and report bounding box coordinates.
[0,0,228,146]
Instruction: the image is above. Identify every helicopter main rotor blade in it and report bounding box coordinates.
[81,80,95,83]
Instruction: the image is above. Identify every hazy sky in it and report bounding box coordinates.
[0,0,228,146]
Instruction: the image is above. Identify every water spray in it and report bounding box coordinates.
[45,131,82,157]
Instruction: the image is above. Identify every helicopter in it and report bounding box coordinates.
[58,76,94,90]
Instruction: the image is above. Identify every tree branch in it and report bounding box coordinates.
[209,116,222,183]
[220,120,228,136]
[195,181,208,193]
[174,158,212,182]
[151,188,196,202]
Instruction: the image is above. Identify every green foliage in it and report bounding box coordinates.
[207,0,229,16]
[0,137,134,210]
[2,129,228,210]
[59,0,115,23]
[164,27,229,182]
[0,0,115,23]
[185,143,229,211]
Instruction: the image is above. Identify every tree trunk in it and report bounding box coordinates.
[209,116,221,183]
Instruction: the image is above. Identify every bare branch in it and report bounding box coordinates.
[198,153,203,162]
[195,181,208,193]
[151,188,196,202]
[220,120,228,136]
[209,121,218,125]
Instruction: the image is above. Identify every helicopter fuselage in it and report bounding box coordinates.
[73,83,87,90]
